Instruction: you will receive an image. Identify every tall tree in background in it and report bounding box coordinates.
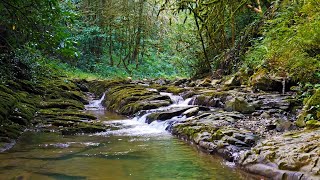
[78,0,156,71]
[159,0,271,76]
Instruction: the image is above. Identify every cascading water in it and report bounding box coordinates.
[0,90,246,180]
[94,91,193,136]
[160,92,184,104]
[85,92,106,110]
[126,92,193,132]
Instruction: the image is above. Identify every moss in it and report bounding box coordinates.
[45,90,88,104]
[201,91,229,100]
[174,124,209,139]
[0,91,17,118]
[39,99,84,109]
[119,100,171,115]
[250,68,282,92]
[250,68,268,85]
[212,129,224,140]
[305,89,320,107]
[10,103,36,124]
[165,86,186,95]
[296,112,307,127]
[6,80,22,91]
[296,90,320,127]
[306,120,320,129]
[104,85,159,113]
[61,122,106,135]
[38,109,96,120]
[0,84,15,95]
[225,97,255,114]
[86,79,128,96]
[0,124,23,139]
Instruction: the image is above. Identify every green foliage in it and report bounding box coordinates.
[0,0,77,54]
[244,0,320,83]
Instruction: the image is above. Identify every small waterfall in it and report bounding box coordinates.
[130,92,192,132]
[91,91,192,136]
[85,93,106,110]
[160,92,184,104]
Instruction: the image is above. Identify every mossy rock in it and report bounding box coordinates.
[0,84,15,95]
[212,129,224,140]
[306,120,320,129]
[165,86,186,95]
[47,90,88,104]
[41,79,79,95]
[38,109,96,120]
[0,91,17,119]
[250,68,283,92]
[9,103,36,125]
[39,99,84,109]
[296,112,307,127]
[55,79,78,91]
[51,120,76,127]
[191,95,218,107]
[87,79,128,96]
[104,85,160,112]
[61,122,106,135]
[223,75,240,87]
[296,89,320,127]
[224,97,255,114]
[146,107,191,123]
[0,124,23,139]
[15,92,38,105]
[200,90,230,101]
[119,100,171,115]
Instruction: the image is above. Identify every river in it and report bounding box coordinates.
[0,93,255,180]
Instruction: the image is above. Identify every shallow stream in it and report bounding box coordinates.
[0,93,254,180]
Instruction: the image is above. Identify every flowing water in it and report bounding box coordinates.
[0,93,253,180]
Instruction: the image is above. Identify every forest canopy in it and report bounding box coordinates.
[0,0,319,83]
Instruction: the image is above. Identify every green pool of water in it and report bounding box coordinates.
[0,110,254,180]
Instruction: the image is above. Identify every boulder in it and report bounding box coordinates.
[182,107,200,117]
[250,68,283,92]
[224,97,255,114]
[239,129,320,179]
[173,78,188,86]
[197,78,212,87]
[190,95,220,107]
[146,107,192,123]
[224,76,240,87]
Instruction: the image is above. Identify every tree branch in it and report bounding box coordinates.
[247,0,262,13]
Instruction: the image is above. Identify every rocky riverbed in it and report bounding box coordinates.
[1,76,319,179]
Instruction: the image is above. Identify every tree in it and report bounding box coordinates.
[0,0,75,55]
[159,0,271,76]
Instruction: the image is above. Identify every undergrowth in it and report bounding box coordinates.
[243,0,320,83]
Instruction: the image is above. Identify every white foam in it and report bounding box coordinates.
[85,93,106,110]
[99,120,170,137]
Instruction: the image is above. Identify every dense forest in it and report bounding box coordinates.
[1,0,318,81]
[0,0,320,179]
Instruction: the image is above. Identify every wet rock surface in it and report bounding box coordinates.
[239,129,320,179]
[92,78,316,179]
[0,78,112,151]
[2,77,319,179]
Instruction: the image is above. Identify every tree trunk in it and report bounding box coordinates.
[231,4,236,47]
[131,0,144,69]
[193,11,212,72]
[109,24,113,66]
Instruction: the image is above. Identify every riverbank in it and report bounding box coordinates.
[1,76,319,179]
[83,78,319,179]
[0,77,109,151]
